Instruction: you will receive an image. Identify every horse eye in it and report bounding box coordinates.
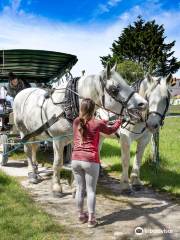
[109,85,119,95]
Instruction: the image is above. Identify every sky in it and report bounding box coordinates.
[0,0,180,76]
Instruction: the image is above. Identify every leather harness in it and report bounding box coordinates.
[22,78,80,142]
[62,77,80,121]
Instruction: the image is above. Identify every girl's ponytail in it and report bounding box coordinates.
[78,98,95,144]
[78,117,86,144]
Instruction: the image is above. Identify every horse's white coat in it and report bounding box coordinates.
[120,75,172,190]
[98,74,172,191]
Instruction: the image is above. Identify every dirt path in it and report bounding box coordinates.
[1,161,180,240]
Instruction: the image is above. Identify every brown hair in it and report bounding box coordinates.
[8,72,17,81]
[78,98,95,143]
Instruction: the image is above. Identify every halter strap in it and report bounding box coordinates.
[99,75,136,114]
[147,93,170,126]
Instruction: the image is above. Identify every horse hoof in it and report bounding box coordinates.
[132,184,143,191]
[121,188,134,195]
[28,177,40,184]
[53,191,63,198]
[28,176,40,184]
[28,172,40,184]
[120,181,131,191]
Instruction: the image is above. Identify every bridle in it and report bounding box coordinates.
[99,76,136,116]
[146,90,170,127]
[120,79,171,134]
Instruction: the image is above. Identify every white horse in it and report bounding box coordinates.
[98,74,172,192]
[13,65,147,196]
[120,74,172,192]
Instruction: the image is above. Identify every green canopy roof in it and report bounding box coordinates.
[0,49,78,83]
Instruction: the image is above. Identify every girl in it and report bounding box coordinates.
[72,98,122,228]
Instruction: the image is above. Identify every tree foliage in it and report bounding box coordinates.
[117,60,144,83]
[100,16,180,77]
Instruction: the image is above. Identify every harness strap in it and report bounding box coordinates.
[71,77,79,116]
[40,97,52,138]
[22,111,65,142]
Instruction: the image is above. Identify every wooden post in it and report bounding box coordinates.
[151,130,160,170]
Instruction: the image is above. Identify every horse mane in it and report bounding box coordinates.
[140,77,160,98]
[131,79,146,97]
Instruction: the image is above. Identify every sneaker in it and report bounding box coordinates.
[79,212,88,224]
[88,219,98,228]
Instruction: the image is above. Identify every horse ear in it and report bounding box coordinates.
[146,73,153,83]
[157,77,161,84]
[111,62,117,72]
[171,77,176,86]
[166,73,173,85]
[104,63,111,80]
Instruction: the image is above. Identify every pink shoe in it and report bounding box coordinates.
[79,212,88,224]
[88,219,98,228]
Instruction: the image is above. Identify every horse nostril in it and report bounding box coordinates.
[138,102,146,109]
[154,124,158,129]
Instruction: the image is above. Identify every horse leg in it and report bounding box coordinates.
[31,143,40,178]
[52,140,64,197]
[130,134,151,190]
[120,135,131,192]
[24,143,39,184]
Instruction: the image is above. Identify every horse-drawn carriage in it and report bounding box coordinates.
[0,49,77,166]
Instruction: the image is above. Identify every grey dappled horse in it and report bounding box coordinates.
[13,65,147,196]
[98,74,172,192]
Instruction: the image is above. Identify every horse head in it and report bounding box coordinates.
[99,64,147,118]
[144,73,172,133]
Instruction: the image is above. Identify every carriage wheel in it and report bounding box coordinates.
[0,135,9,166]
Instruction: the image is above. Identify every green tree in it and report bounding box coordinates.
[117,60,144,84]
[100,16,180,77]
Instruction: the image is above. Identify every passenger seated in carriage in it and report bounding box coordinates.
[7,72,28,99]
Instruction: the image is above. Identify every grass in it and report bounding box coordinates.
[167,104,180,115]
[101,117,180,197]
[0,171,70,240]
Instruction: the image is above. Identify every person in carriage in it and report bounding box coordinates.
[7,72,28,98]
[6,72,31,107]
